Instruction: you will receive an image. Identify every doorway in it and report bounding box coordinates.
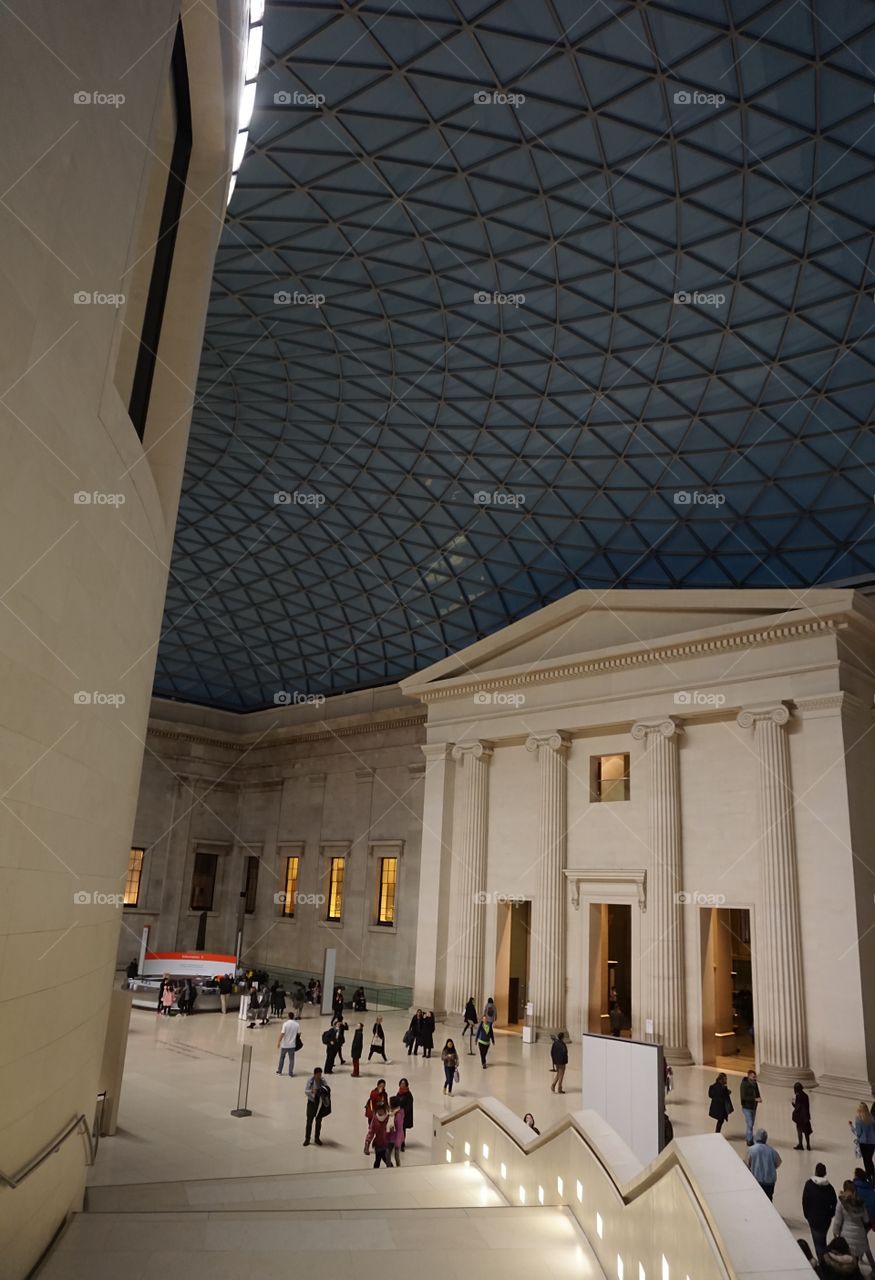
[701,907,754,1069]
[588,902,632,1035]
[494,900,531,1027]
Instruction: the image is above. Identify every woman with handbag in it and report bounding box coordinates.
[368,1015,389,1063]
[707,1072,733,1134]
[441,1039,459,1095]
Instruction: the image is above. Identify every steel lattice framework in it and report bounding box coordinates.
[155,0,875,710]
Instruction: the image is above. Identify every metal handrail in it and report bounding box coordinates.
[0,1113,96,1189]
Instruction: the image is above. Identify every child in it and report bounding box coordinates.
[365,1103,393,1169]
[351,1023,364,1077]
[389,1095,405,1166]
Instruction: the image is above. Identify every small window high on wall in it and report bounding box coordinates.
[327,857,345,922]
[591,753,630,802]
[281,856,299,917]
[377,857,397,925]
[190,850,218,911]
[124,848,144,906]
[244,855,259,914]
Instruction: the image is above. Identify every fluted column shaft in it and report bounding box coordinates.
[632,717,691,1063]
[446,742,492,1013]
[737,704,813,1084]
[525,732,570,1036]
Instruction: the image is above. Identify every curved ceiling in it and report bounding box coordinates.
[155,0,875,711]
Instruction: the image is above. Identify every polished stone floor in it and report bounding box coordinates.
[91,1005,868,1252]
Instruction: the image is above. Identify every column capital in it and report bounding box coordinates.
[421,742,453,762]
[736,702,791,730]
[525,730,571,754]
[451,740,494,762]
[631,716,683,741]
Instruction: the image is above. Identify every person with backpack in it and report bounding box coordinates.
[368,1015,389,1062]
[276,1011,301,1077]
[708,1072,734,1134]
[364,1102,394,1168]
[802,1162,838,1261]
[475,1018,493,1069]
[303,1068,330,1146]
[322,1023,339,1074]
[550,1034,568,1093]
[350,1023,364,1077]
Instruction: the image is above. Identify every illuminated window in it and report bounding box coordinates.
[190,851,218,911]
[327,857,345,921]
[377,857,397,925]
[244,855,259,914]
[281,856,299,917]
[124,848,144,907]
[592,753,630,802]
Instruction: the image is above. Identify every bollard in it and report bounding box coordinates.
[231,1043,253,1117]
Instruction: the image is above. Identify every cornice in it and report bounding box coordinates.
[414,616,846,703]
[147,712,427,754]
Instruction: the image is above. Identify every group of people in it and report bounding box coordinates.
[299,1068,415,1163]
[708,1068,813,1150]
[155,976,198,1016]
[800,1129,875,1278]
[404,1009,436,1056]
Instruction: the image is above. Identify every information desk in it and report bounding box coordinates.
[128,978,241,1013]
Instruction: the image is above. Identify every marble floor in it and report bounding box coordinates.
[91,1005,866,1249]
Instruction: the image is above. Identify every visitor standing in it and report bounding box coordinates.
[366,1080,388,1121]
[832,1181,875,1272]
[218,973,233,1014]
[125,958,137,988]
[332,986,344,1020]
[161,981,174,1016]
[389,1096,405,1166]
[802,1163,837,1262]
[792,1082,812,1151]
[406,1009,422,1056]
[322,1023,339,1074]
[463,997,478,1054]
[550,1034,568,1093]
[441,1039,459,1094]
[271,981,286,1018]
[420,1011,435,1058]
[333,1016,348,1065]
[276,1012,301,1077]
[708,1072,733,1134]
[396,1078,413,1150]
[746,1129,782,1201]
[850,1102,875,1179]
[303,1068,330,1146]
[368,1015,389,1062]
[740,1069,762,1146]
[351,1023,364,1076]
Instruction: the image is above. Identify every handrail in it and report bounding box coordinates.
[0,1113,95,1189]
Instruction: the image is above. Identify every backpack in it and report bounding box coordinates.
[321,1028,334,1045]
[318,1084,332,1116]
[294,1032,303,1051]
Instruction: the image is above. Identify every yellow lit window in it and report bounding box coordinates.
[327,857,345,921]
[282,856,299,917]
[593,753,630,802]
[377,857,397,925]
[124,848,144,906]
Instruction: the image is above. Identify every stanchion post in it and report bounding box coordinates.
[231,1043,253,1117]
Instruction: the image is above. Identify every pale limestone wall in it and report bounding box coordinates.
[121,690,427,989]
[0,3,242,1274]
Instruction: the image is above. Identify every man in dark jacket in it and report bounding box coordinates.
[322,1024,339,1074]
[739,1069,762,1145]
[803,1163,838,1261]
[218,973,233,1014]
[550,1035,568,1093]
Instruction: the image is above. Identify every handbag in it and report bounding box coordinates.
[454,1068,460,1082]
[402,1029,414,1047]
[295,1033,303,1051]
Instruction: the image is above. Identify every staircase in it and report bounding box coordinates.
[41,1165,605,1278]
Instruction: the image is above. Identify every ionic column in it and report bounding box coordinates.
[736,704,814,1085]
[525,731,570,1036]
[445,741,493,1014]
[631,717,692,1064]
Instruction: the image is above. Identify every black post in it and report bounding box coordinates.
[231,1044,253,1117]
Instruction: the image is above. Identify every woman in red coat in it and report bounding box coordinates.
[792,1081,812,1151]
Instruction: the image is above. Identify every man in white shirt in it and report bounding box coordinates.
[276,1013,301,1077]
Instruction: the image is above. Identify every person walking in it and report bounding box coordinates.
[350,1023,364,1077]
[550,1035,568,1093]
[708,1072,733,1134]
[852,1168,875,1223]
[803,1163,838,1262]
[276,1010,301,1077]
[475,1018,493,1069]
[396,1078,413,1151]
[746,1128,782,1201]
[333,1016,348,1065]
[850,1103,875,1179]
[322,1023,339,1074]
[303,1068,330,1146]
[368,1015,389,1063]
[463,997,478,1054]
[832,1181,875,1272]
[420,1011,435,1058]
[218,973,233,1014]
[364,1103,393,1169]
[441,1039,459,1094]
[332,987,344,1021]
[740,1069,762,1146]
[406,1009,422,1056]
[484,996,497,1028]
[271,981,286,1018]
[792,1082,813,1151]
[389,1096,405,1166]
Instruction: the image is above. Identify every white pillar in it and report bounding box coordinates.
[631,716,691,1064]
[445,741,493,1014]
[412,743,453,1013]
[736,703,814,1085]
[525,731,570,1036]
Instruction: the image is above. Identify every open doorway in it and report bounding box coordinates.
[588,902,632,1036]
[701,907,754,1069]
[494,900,530,1028]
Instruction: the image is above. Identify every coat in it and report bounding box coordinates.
[803,1175,837,1232]
[792,1089,812,1136]
[708,1082,733,1121]
[551,1037,568,1066]
[464,1000,477,1025]
[739,1078,761,1110]
[351,1029,364,1059]
[820,1250,862,1278]
[441,1046,459,1071]
[419,1015,434,1050]
[396,1088,413,1131]
[833,1193,870,1259]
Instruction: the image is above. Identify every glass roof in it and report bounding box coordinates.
[155,0,875,710]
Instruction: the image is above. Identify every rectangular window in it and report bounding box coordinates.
[190,850,218,911]
[327,857,345,922]
[377,857,397,925]
[124,848,144,907]
[592,753,630,803]
[244,855,259,914]
[281,856,299,917]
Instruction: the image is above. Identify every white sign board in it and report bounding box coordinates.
[581,1032,664,1166]
[142,950,236,978]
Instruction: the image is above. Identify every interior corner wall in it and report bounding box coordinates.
[0,3,240,1274]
